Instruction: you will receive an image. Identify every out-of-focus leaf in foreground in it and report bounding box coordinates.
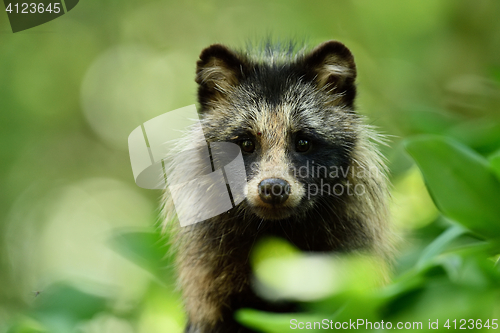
[237,309,324,333]
[6,317,46,333]
[404,135,500,239]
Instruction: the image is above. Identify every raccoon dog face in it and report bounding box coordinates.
[196,41,359,221]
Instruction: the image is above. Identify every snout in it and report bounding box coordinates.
[258,178,290,205]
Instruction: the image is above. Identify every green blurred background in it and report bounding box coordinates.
[1,0,500,332]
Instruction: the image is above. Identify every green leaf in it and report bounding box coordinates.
[403,106,463,135]
[417,225,466,269]
[109,229,174,283]
[489,149,500,181]
[404,135,500,239]
[491,66,500,84]
[446,120,500,156]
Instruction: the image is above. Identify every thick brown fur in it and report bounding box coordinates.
[162,40,393,333]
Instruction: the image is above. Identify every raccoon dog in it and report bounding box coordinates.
[163,40,392,333]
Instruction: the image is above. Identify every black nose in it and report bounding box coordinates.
[258,178,290,205]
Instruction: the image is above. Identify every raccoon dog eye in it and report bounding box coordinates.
[296,138,311,153]
[240,139,255,153]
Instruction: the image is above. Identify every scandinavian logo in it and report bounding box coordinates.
[3,0,79,33]
[128,105,247,227]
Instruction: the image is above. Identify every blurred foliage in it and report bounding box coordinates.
[235,134,500,332]
[1,0,500,332]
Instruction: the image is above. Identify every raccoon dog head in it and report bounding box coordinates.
[195,41,359,221]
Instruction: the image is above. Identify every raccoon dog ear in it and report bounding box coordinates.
[303,40,357,104]
[196,44,247,101]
